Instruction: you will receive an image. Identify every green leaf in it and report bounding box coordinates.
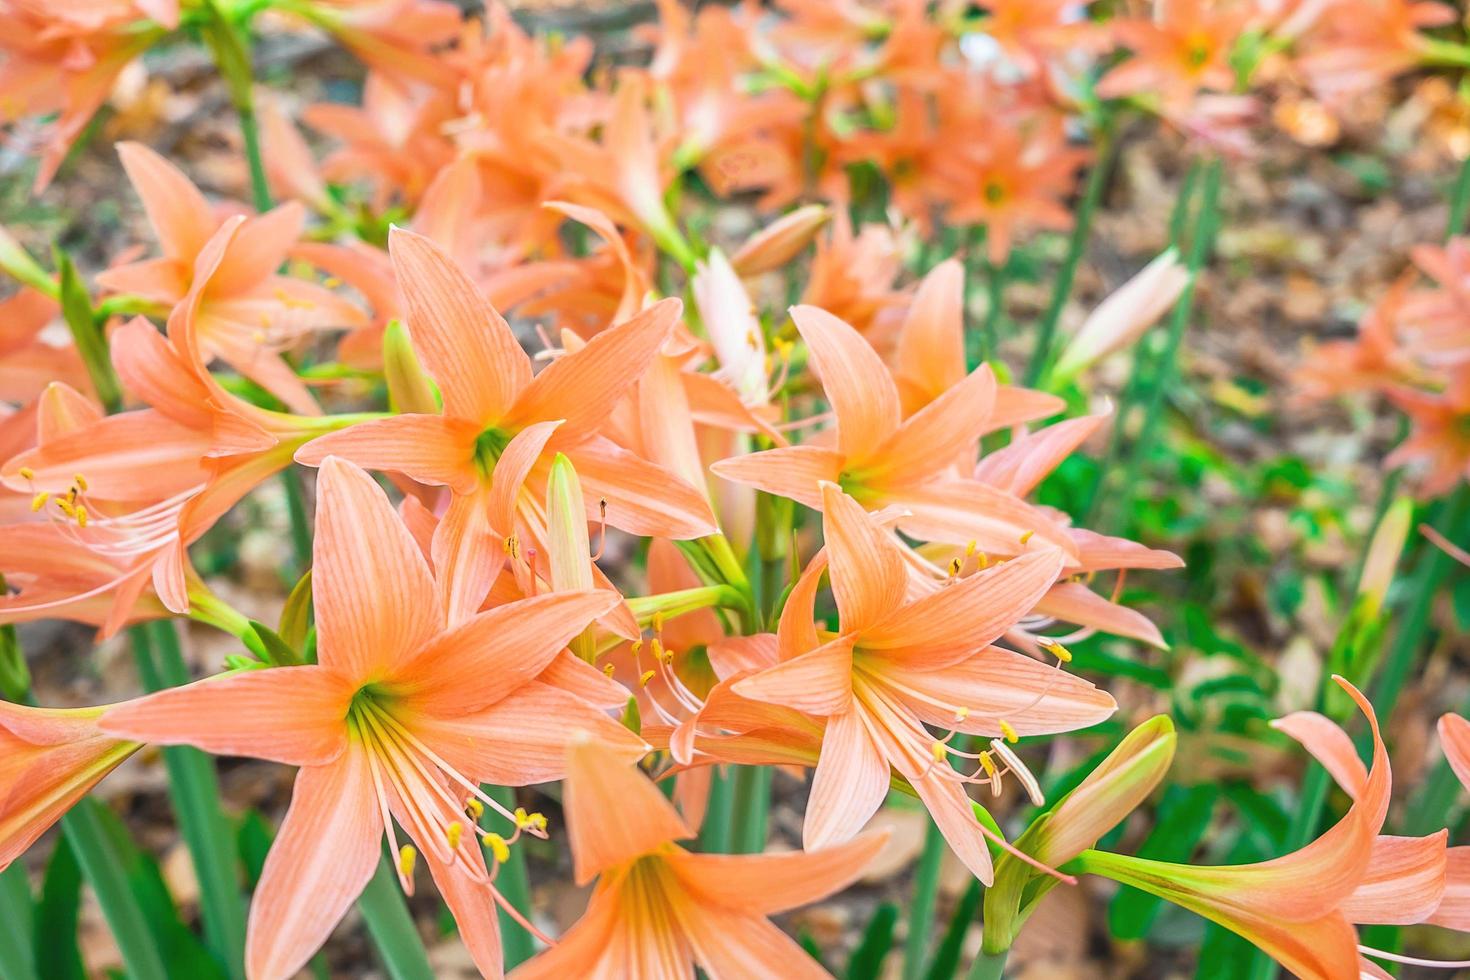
[846,903,898,980]
[357,855,435,980]
[923,881,981,980]
[0,863,37,980]
[53,250,120,412]
[799,931,830,972]
[63,797,225,980]
[278,570,314,652]
[237,810,274,887]
[33,838,86,980]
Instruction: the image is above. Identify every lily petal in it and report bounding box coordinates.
[564,732,688,885]
[820,482,907,632]
[791,304,901,462]
[245,744,383,980]
[804,706,889,850]
[733,634,855,716]
[394,590,620,715]
[99,668,352,766]
[388,228,531,424]
[313,456,442,679]
[295,414,479,494]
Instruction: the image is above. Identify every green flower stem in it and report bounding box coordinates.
[625,585,748,626]
[697,769,735,853]
[981,259,1004,365]
[63,800,170,980]
[730,765,773,854]
[901,820,946,980]
[281,467,313,578]
[1108,157,1222,526]
[358,856,435,980]
[484,785,536,969]
[966,948,1009,980]
[131,621,248,980]
[1024,126,1116,386]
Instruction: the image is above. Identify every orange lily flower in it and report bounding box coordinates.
[0,216,347,635]
[1294,0,1455,106]
[1076,678,1408,980]
[0,701,140,871]
[1401,237,1470,367]
[296,228,716,623]
[974,0,1108,76]
[279,0,461,90]
[510,732,887,979]
[799,213,910,345]
[1296,276,1419,400]
[1096,0,1250,111]
[712,303,1077,558]
[1384,368,1470,497]
[96,142,367,415]
[301,71,457,210]
[730,483,1114,882]
[932,121,1088,265]
[101,456,647,980]
[0,0,169,191]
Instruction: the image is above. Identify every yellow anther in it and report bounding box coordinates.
[978,751,997,777]
[954,706,970,723]
[603,663,616,677]
[445,821,463,850]
[650,638,664,663]
[466,799,484,819]
[651,611,665,634]
[630,639,643,657]
[29,492,48,512]
[999,720,1019,744]
[482,832,510,864]
[639,669,656,687]
[503,534,521,560]
[930,741,948,763]
[56,498,76,518]
[513,807,528,826]
[1019,529,1035,545]
[1043,639,1072,663]
[17,467,33,480]
[975,552,990,569]
[398,844,418,877]
[964,540,977,557]
[75,506,88,528]
[948,557,963,577]
[529,813,547,832]
[73,474,87,491]
[323,276,341,288]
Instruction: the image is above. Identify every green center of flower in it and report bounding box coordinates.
[983,180,1008,204]
[472,426,513,479]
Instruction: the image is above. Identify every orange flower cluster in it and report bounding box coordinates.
[1300,237,1470,496]
[1,2,1470,979]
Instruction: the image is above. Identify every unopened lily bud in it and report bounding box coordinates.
[1357,496,1413,616]
[1026,715,1176,867]
[1050,251,1189,386]
[382,319,439,415]
[546,453,594,595]
[730,205,831,276]
[692,248,768,405]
